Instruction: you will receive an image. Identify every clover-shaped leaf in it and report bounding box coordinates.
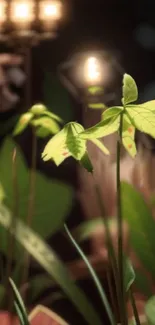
[122,74,138,106]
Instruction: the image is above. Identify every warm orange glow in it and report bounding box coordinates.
[83,57,102,84]
[39,1,62,22]
[0,0,7,23]
[10,0,34,25]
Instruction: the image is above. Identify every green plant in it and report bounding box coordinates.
[41,73,155,324]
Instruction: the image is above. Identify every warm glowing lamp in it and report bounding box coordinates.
[0,0,7,24]
[39,0,62,28]
[83,56,102,85]
[10,0,35,27]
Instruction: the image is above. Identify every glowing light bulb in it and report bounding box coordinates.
[11,1,34,25]
[84,57,102,84]
[39,1,62,21]
[0,1,7,23]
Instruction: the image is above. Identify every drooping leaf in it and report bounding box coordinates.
[121,182,155,277]
[122,74,138,106]
[122,114,137,157]
[0,205,102,325]
[0,137,73,256]
[13,112,33,136]
[102,106,123,120]
[80,115,120,140]
[145,296,155,325]
[31,116,60,136]
[90,139,109,155]
[126,104,155,138]
[42,110,63,124]
[66,123,86,160]
[124,258,135,292]
[65,224,114,325]
[88,103,106,109]
[42,128,71,165]
[80,152,93,173]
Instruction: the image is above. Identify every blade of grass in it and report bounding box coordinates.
[64,224,116,325]
[0,205,102,325]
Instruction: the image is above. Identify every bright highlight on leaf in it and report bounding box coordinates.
[66,123,86,160]
[122,74,138,106]
[42,122,92,172]
[126,103,155,139]
[80,115,120,140]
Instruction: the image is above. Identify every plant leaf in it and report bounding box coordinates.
[30,104,47,115]
[0,137,73,257]
[124,258,135,292]
[80,152,93,173]
[102,106,123,120]
[126,104,155,138]
[122,74,138,106]
[80,115,120,140]
[121,182,155,277]
[31,116,60,135]
[9,278,29,325]
[13,112,33,136]
[43,110,63,124]
[42,129,71,165]
[0,205,102,325]
[137,100,155,113]
[90,139,109,155]
[122,114,137,157]
[145,296,155,325]
[65,224,114,325]
[66,123,86,160]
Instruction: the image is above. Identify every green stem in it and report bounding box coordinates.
[22,128,37,299]
[116,112,128,325]
[130,288,141,325]
[93,179,123,323]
